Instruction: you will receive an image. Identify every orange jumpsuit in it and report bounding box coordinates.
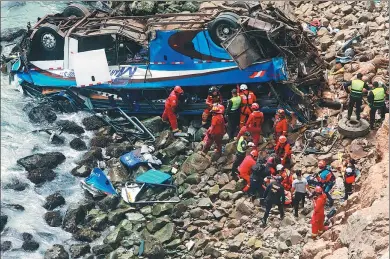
[237,111,264,146]
[274,142,292,166]
[280,169,293,191]
[239,90,257,128]
[202,113,226,153]
[311,193,327,237]
[162,90,179,130]
[274,117,288,140]
[202,94,223,124]
[238,155,256,192]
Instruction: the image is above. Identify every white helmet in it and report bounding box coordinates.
[346,167,353,173]
[240,84,248,91]
[276,164,284,171]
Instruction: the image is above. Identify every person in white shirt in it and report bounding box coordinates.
[291,170,310,217]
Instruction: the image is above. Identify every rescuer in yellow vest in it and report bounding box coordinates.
[344,73,370,121]
[225,88,242,139]
[368,81,387,129]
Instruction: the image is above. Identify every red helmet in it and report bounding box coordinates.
[174,86,183,94]
[211,103,224,114]
[251,103,260,111]
[315,186,323,194]
[318,160,326,169]
[266,157,274,164]
[277,109,285,115]
[279,135,287,144]
[250,150,258,159]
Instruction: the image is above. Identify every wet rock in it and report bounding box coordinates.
[204,244,222,258]
[44,244,69,259]
[44,192,65,210]
[73,228,101,242]
[3,178,28,191]
[108,208,133,224]
[161,138,188,158]
[1,27,26,42]
[82,116,106,131]
[105,141,132,158]
[77,148,103,165]
[142,234,165,259]
[28,103,57,124]
[89,135,111,148]
[154,222,175,244]
[22,239,40,251]
[3,203,24,211]
[17,152,66,171]
[71,164,92,177]
[104,226,126,248]
[69,243,90,258]
[27,168,56,184]
[180,152,211,175]
[89,213,108,231]
[92,244,113,255]
[107,158,129,183]
[44,211,63,227]
[56,120,85,135]
[62,205,87,233]
[185,173,201,184]
[22,232,33,241]
[155,130,175,149]
[97,195,119,211]
[152,203,174,216]
[70,138,87,151]
[0,214,8,232]
[0,241,12,251]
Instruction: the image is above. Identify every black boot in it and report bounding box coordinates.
[261,218,266,227]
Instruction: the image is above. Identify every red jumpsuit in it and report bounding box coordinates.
[280,169,293,191]
[274,142,292,166]
[202,113,225,154]
[202,94,223,124]
[162,90,179,130]
[274,117,288,140]
[237,111,264,146]
[239,90,257,128]
[311,193,327,237]
[238,155,256,192]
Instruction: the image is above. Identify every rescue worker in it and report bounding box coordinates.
[248,156,270,202]
[343,167,356,200]
[274,135,292,167]
[201,103,226,155]
[162,86,184,132]
[261,175,285,227]
[311,186,327,239]
[276,164,293,191]
[291,170,309,217]
[202,86,223,126]
[225,88,241,139]
[368,81,387,129]
[236,103,264,147]
[231,131,253,180]
[238,149,258,192]
[316,160,335,206]
[274,109,288,141]
[344,73,370,121]
[238,84,257,128]
[265,156,277,176]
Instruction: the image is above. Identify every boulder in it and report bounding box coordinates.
[70,138,87,151]
[154,222,175,244]
[0,27,26,42]
[142,234,165,259]
[28,103,57,124]
[17,152,66,171]
[69,243,90,258]
[180,152,211,175]
[56,120,85,135]
[104,226,126,248]
[44,244,69,259]
[204,244,222,258]
[146,217,170,233]
[43,192,65,210]
[77,148,103,165]
[350,138,369,159]
[185,173,201,184]
[27,168,56,184]
[107,158,129,183]
[71,164,92,177]
[0,214,8,232]
[3,178,28,191]
[108,208,133,224]
[73,228,101,242]
[155,130,175,149]
[89,214,108,231]
[142,116,164,134]
[198,197,213,208]
[105,141,132,158]
[4,204,24,211]
[302,154,318,167]
[89,135,111,148]
[44,211,63,227]
[341,4,353,14]
[0,241,12,252]
[97,195,120,211]
[82,116,106,131]
[62,205,87,233]
[319,36,333,51]
[125,212,145,223]
[22,240,39,251]
[208,185,220,198]
[92,244,114,255]
[161,138,188,158]
[152,203,174,216]
[236,201,253,216]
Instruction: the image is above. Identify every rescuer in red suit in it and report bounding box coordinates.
[201,103,226,155]
[274,109,288,141]
[311,186,327,239]
[238,149,258,192]
[236,103,263,147]
[238,84,257,129]
[162,86,184,132]
[202,86,223,126]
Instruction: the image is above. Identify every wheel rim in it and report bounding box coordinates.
[216,24,237,42]
[41,33,56,50]
[345,119,361,127]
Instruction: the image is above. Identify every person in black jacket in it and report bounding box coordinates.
[248,157,270,203]
[261,176,285,227]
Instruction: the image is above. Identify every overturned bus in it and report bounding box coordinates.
[6,3,325,123]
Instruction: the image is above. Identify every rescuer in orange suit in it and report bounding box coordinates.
[238,149,258,192]
[311,186,327,239]
[236,103,264,147]
[162,86,184,132]
[274,109,288,141]
[274,135,292,167]
[201,103,226,155]
[202,86,223,126]
[238,84,257,128]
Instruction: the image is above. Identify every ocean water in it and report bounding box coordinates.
[1,2,95,258]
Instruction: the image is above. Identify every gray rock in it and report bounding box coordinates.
[1,27,26,42]
[97,195,119,212]
[62,205,87,233]
[165,239,181,249]
[22,240,39,251]
[221,181,236,192]
[277,242,288,253]
[302,154,318,167]
[204,244,222,258]
[92,244,113,255]
[185,173,201,184]
[208,185,220,198]
[290,231,303,245]
[70,138,87,151]
[17,152,66,171]
[82,116,106,131]
[44,192,65,210]
[0,241,12,252]
[190,208,207,219]
[198,197,213,208]
[141,116,164,133]
[3,203,24,211]
[77,148,103,166]
[3,178,28,191]
[106,141,133,158]
[154,222,175,244]
[89,135,111,148]
[71,164,92,177]
[236,201,253,216]
[27,168,56,184]
[44,211,63,227]
[142,234,165,259]
[44,244,69,259]
[219,191,230,200]
[152,203,174,216]
[125,212,145,223]
[161,138,188,158]
[155,130,175,149]
[252,249,265,259]
[107,158,129,183]
[56,120,85,135]
[28,103,57,124]
[69,243,90,258]
[104,227,126,248]
[146,217,170,233]
[0,214,8,232]
[73,228,101,242]
[108,208,133,224]
[341,4,353,14]
[180,152,211,175]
